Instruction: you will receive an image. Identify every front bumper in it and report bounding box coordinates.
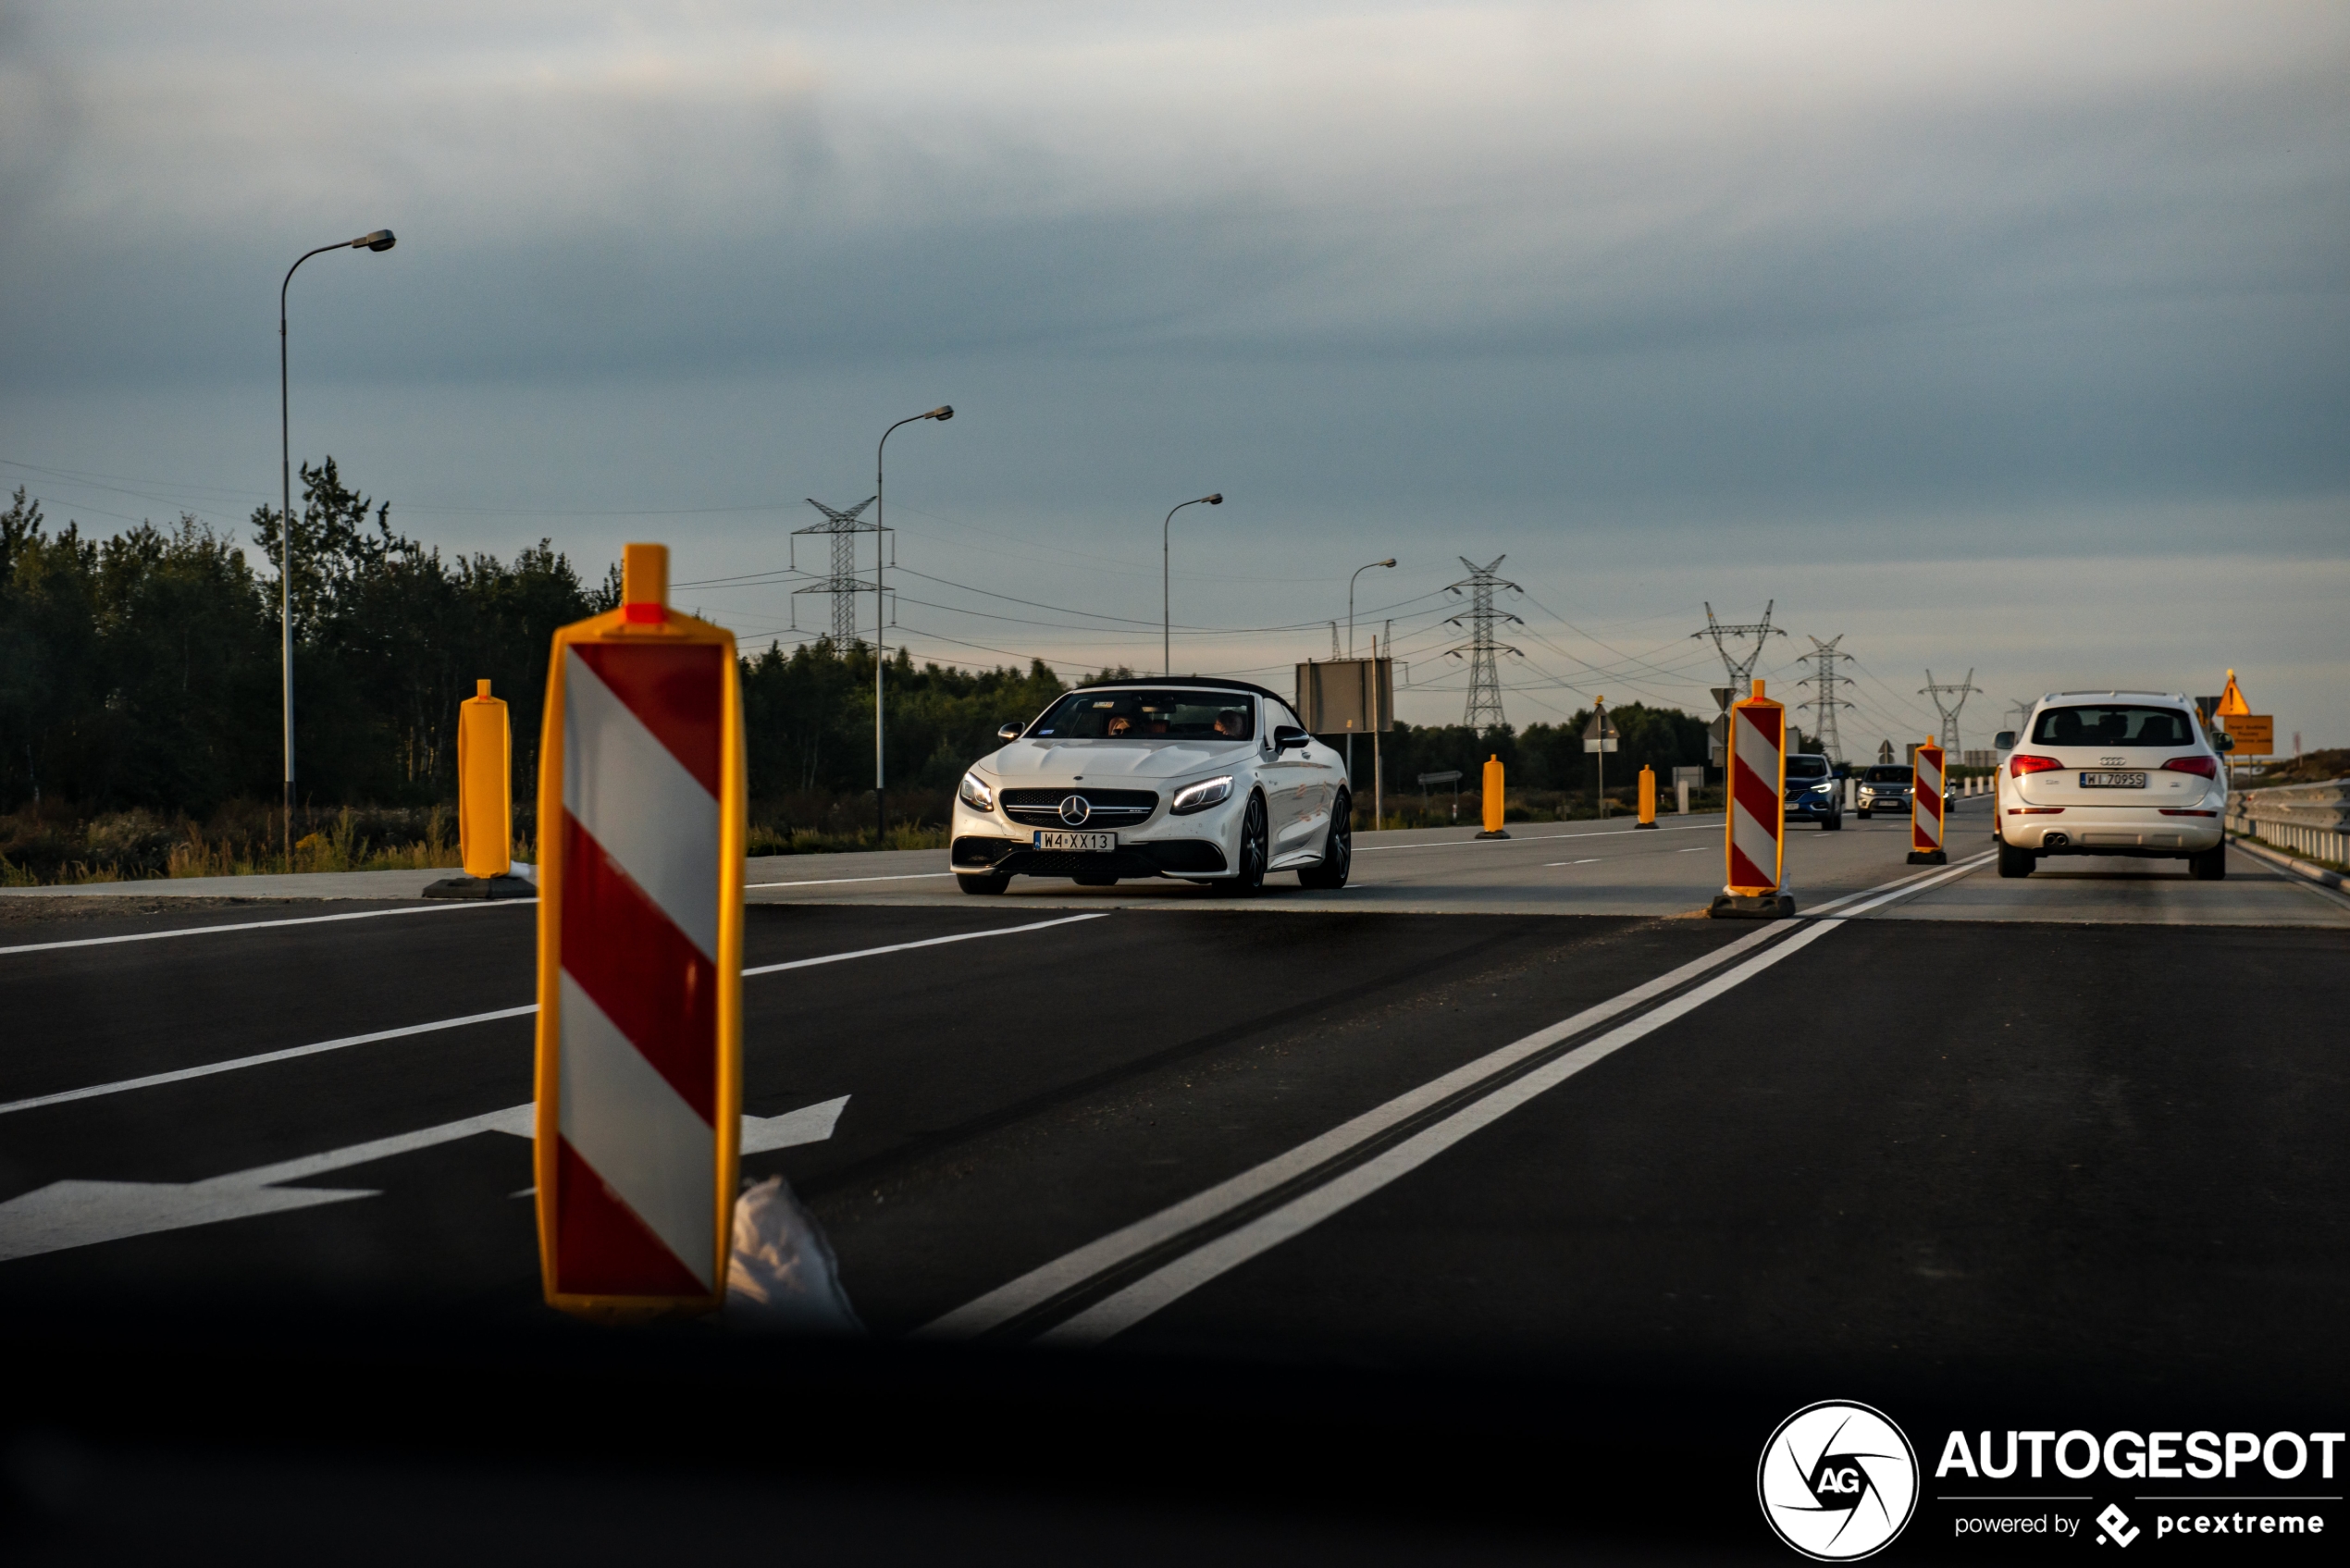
[952,834,1229,878]
[951,789,1243,880]
[1786,794,1839,820]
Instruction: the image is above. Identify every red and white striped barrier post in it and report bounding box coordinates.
[1909,735,1947,865]
[535,543,747,1321]
[1709,679,1795,919]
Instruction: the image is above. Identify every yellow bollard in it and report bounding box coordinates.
[1478,753,1510,839]
[1635,764,1658,829]
[458,679,513,879]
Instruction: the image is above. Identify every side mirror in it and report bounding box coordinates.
[997,722,1023,742]
[2215,732,2235,753]
[1993,731,2015,751]
[1273,724,1311,752]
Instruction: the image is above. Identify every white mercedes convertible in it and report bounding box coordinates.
[950,678,1352,895]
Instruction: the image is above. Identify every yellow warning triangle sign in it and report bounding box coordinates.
[2217,670,2250,716]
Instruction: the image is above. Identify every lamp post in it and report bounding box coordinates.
[875,405,952,843]
[1345,558,1395,782]
[278,228,395,864]
[1161,493,1222,676]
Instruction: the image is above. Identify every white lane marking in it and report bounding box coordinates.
[919,853,1968,1342]
[1035,919,1846,1346]
[742,913,1107,975]
[748,871,957,889]
[0,1095,848,1264]
[1355,821,1720,854]
[1543,858,1603,868]
[916,918,1795,1340]
[1792,852,1994,920]
[1676,846,1705,853]
[2,916,1108,1117]
[1833,852,1994,917]
[0,1006,541,1118]
[0,899,534,958]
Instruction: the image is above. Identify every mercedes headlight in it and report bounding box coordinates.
[958,772,994,811]
[1170,775,1233,816]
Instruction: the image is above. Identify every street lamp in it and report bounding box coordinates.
[1345,558,1395,780]
[875,404,952,843]
[278,228,396,862]
[1161,493,1223,677]
[1347,558,1396,659]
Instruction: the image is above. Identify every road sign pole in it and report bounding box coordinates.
[534,542,746,1321]
[1710,679,1794,919]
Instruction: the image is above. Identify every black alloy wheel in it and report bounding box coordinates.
[957,871,1010,895]
[1298,790,1352,888]
[1213,793,1269,896]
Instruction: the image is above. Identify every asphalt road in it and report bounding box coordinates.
[4,815,2346,1556]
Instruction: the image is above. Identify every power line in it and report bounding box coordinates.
[1444,556,1523,730]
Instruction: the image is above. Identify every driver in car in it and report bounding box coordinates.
[1215,709,1247,738]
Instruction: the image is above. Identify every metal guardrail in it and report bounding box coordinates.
[2226,778,2350,868]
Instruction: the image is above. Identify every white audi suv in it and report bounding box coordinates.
[950,678,1353,895]
[1995,691,2228,880]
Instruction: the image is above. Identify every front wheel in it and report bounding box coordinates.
[957,871,1010,895]
[2187,844,2226,882]
[1821,813,1842,832]
[1211,793,1269,897]
[1856,809,1871,820]
[1997,842,2036,879]
[1297,791,1353,888]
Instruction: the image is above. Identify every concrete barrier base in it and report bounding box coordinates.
[422,873,538,901]
[1906,849,1948,866]
[1709,891,1795,920]
[1475,829,1511,840]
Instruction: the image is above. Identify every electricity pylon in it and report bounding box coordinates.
[1920,668,1981,762]
[792,496,881,645]
[1444,555,1523,731]
[1796,635,1856,763]
[1692,601,1787,688]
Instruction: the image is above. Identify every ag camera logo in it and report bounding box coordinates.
[1758,1401,1920,1561]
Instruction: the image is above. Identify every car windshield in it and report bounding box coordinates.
[1030,689,1255,741]
[2030,704,2193,747]
[1785,756,1829,780]
[1864,766,1912,784]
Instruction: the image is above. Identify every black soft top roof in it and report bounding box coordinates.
[1069,676,1288,705]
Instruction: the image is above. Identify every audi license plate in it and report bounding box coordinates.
[1033,830,1116,853]
[2080,771,2146,789]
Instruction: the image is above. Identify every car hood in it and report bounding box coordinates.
[983,738,1254,783]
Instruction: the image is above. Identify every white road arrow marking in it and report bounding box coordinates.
[0,1095,849,1263]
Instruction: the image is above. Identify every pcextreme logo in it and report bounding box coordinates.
[1758,1401,1921,1561]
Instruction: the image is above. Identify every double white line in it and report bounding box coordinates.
[922,852,1991,1345]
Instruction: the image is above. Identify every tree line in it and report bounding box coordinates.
[2,463,1738,828]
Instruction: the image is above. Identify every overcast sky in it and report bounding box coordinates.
[5,1,2344,749]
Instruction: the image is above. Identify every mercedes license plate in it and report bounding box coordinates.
[1033,830,1116,853]
[2080,771,2146,789]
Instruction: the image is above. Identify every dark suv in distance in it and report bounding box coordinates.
[1855,764,1911,820]
[1784,753,1843,829]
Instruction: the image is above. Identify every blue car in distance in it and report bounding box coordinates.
[1784,753,1843,829]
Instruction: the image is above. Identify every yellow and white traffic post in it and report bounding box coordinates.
[534,543,747,1321]
[1636,764,1658,829]
[1709,679,1794,918]
[424,679,533,899]
[1909,735,1947,865]
[1478,753,1510,839]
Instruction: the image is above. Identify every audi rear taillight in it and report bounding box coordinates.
[2162,756,2219,778]
[2010,753,2061,777]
